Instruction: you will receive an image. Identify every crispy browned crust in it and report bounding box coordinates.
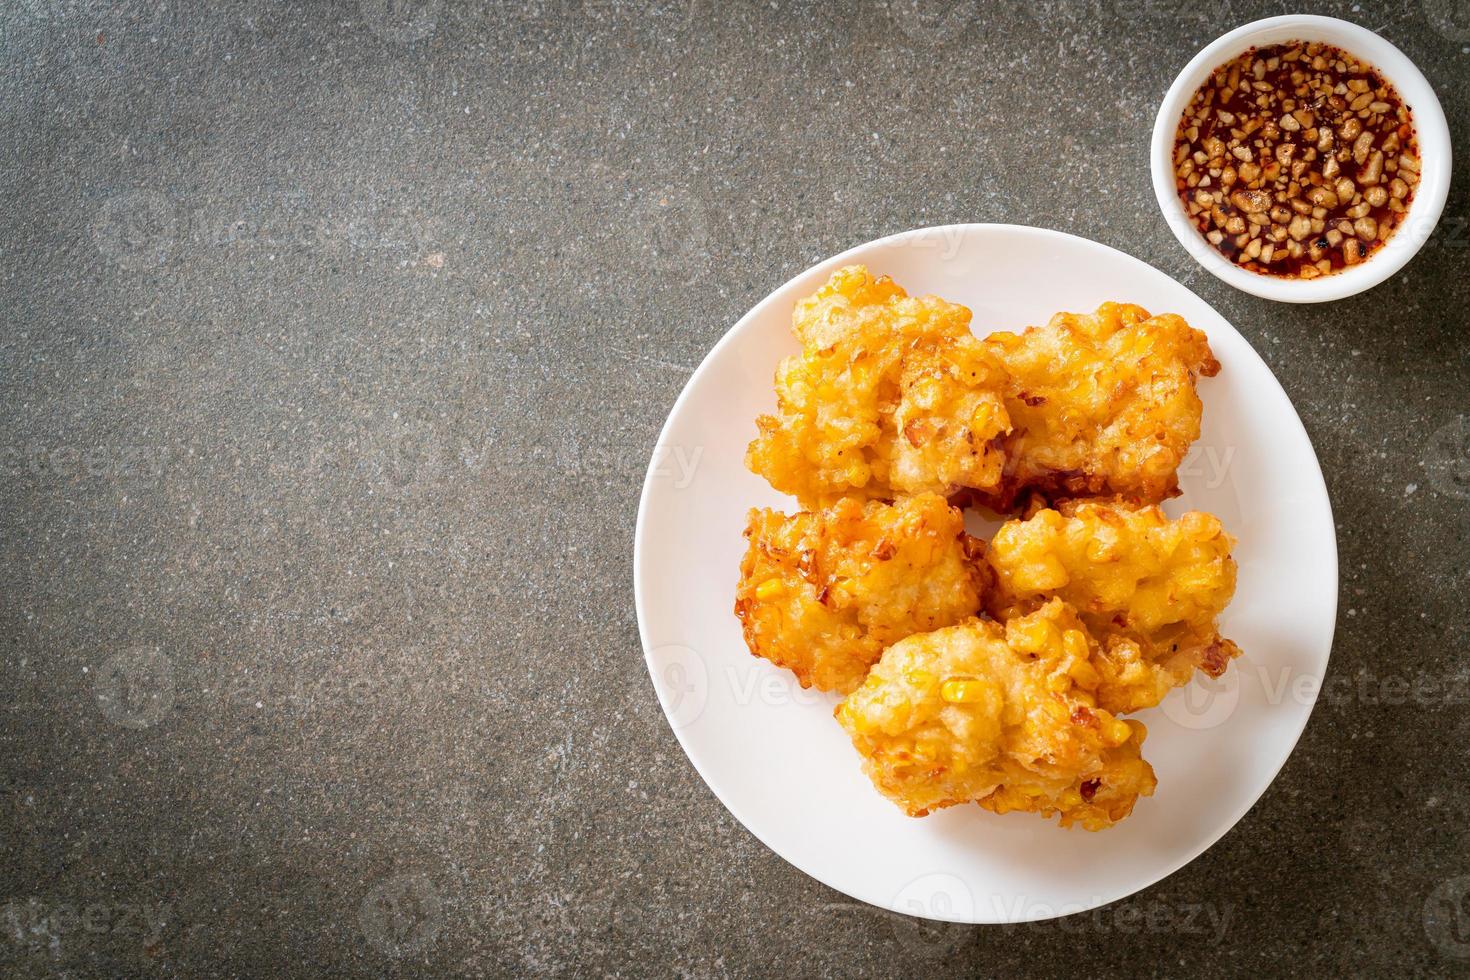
[979,302,1219,512]
[983,500,1241,714]
[835,606,1158,829]
[734,493,985,694]
[744,266,1012,507]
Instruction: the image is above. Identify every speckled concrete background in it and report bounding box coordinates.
[1,0,1467,975]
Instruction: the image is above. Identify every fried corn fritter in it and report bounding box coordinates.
[734,493,985,694]
[836,601,1156,829]
[746,266,1012,506]
[986,500,1240,714]
[980,302,1220,510]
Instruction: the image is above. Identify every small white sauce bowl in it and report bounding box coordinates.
[1151,15,1452,303]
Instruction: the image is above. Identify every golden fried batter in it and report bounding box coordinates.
[735,493,985,694]
[746,266,1011,506]
[986,500,1240,714]
[980,302,1220,510]
[836,601,1156,829]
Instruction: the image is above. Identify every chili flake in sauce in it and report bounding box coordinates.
[1173,41,1420,279]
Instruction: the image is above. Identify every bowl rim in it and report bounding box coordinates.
[1150,14,1452,304]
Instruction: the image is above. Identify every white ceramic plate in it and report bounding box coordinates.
[633,225,1337,924]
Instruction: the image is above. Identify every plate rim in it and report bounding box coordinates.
[632,222,1339,923]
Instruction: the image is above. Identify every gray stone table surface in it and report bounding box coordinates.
[2,0,1468,975]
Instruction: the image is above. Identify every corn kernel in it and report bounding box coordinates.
[1036,509,1064,531]
[1067,658,1100,689]
[1061,789,1083,807]
[1184,512,1223,542]
[1046,674,1070,694]
[1010,617,1056,653]
[1104,717,1133,746]
[940,678,987,703]
[1062,629,1090,663]
[755,578,785,600]
[905,669,936,689]
[1085,537,1120,563]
